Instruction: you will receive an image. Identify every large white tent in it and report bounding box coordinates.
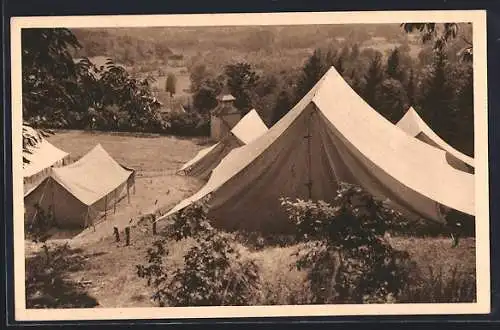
[397,106,474,173]
[24,144,135,228]
[159,67,475,233]
[23,126,70,192]
[178,109,268,180]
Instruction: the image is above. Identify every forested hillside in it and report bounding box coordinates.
[24,23,474,156]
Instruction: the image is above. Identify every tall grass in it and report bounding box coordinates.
[399,265,476,303]
[245,238,476,305]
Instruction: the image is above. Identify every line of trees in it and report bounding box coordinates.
[22,25,474,159]
[187,39,473,157]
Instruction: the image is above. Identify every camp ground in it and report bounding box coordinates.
[19,20,482,310]
[159,67,475,233]
[178,108,269,180]
[24,144,136,229]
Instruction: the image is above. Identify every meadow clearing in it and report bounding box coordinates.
[25,130,477,308]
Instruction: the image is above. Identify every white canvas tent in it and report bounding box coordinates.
[178,109,268,180]
[23,126,70,192]
[24,144,135,228]
[397,106,475,173]
[159,67,475,233]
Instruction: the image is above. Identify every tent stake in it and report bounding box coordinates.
[125,226,130,246]
[152,215,157,235]
[114,226,120,242]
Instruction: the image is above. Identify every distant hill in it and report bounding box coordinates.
[70,24,413,66]
[71,28,174,66]
[69,23,471,91]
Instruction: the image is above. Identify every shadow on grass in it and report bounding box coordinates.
[25,244,99,309]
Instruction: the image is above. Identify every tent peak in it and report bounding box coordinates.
[397,106,474,168]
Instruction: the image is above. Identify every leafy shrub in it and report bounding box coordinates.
[137,202,260,306]
[162,111,210,136]
[384,208,475,239]
[25,243,98,308]
[166,201,213,241]
[166,230,259,306]
[26,203,58,265]
[281,182,413,304]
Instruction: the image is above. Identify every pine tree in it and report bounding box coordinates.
[295,49,325,100]
[455,66,474,156]
[271,91,293,125]
[348,68,362,94]
[375,78,409,123]
[362,52,384,108]
[386,48,402,81]
[419,48,455,143]
[406,69,416,106]
[324,48,337,73]
[334,54,345,76]
[339,45,351,62]
[350,43,360,61]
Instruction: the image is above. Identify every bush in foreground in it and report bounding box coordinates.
[26,243,98,308]
[281,183,414,304]
[137,202,260,306]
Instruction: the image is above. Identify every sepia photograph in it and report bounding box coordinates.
[10,10,489,321]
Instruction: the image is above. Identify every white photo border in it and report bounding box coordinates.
[10,10,490,321]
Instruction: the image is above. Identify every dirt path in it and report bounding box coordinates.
[70,174,201,247]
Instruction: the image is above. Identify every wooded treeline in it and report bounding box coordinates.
[188,41,473,156]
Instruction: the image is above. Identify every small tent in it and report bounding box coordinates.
[159,67,475,233]
[24,144,135,229]
[397,107,474,173]
[23,126,70,192]
[178,109,268,180]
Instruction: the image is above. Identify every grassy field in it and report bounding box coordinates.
[25,130,477,308]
